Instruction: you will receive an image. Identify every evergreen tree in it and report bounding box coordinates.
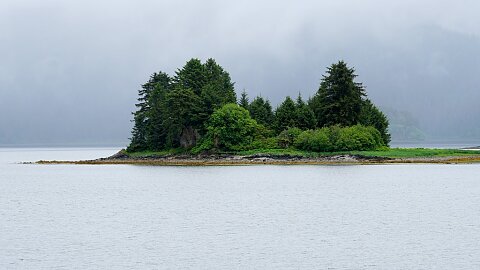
[295,94,316,130]
[308,94,322,127]
[239,90,249,109]
[359,99,391,145]
[146,82,169,150]
[263,99,274,127]
[249,96,275,127]
[274,96,297,132]
[314,61,366,127]
[128,72,170,152]
[199,58,237,124]
[173,58,206,95]
[128,113,148,152]
[163,86,202,148]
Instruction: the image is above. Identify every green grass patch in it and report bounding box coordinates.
[350,148,480,158]
[236,148,480,159]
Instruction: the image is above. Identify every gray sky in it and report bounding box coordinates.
[1,0,480,145]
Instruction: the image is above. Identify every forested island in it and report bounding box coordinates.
[127,58,390,154]
[37,58,480,165]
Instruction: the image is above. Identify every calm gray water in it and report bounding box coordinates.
[1,148,480,269]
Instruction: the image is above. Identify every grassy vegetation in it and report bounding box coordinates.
[237,148,480,159]
[125,147,480,159]
[347,148,480,158]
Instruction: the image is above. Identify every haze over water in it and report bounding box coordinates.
[1,148,480,269]
[2,0,480,145]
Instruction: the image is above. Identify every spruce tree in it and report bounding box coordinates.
[239,90,249,109]
[295,94,316,130]
[314,61,366,127]
[128,72,170,151]
[163,86,202,148]
[274,96,297,133]
[173,58,206,95]
[200,58,236,122]
[249,96,275,127]
[146,81,170,150]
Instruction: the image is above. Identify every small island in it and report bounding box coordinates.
[39,58,480,165]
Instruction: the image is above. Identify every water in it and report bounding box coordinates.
[1,148,480,269]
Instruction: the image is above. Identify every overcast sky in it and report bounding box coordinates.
[1,0,479,145]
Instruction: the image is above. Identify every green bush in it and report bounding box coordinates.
[277,127,302,148]
[200,103,260,151]
[366,126,383,147]
[294,128,332,152]
[335,125,383,151]
[294,125,384,152]
[249,137,280,150]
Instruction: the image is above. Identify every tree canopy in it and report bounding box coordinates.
[127,59,390,152]
[310,61,366,127]
[274,96,297,132]
[295,94,316,130]
[198,103,259,151]
[127,58,236,151]
[249,96,274,128]
[238,90,249,109]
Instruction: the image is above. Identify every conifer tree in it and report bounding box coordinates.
[146,80,170,150]
[128,72,170,151]
[295,94,316,130]
[274,96,297,132]
[239,90,249,109]
[249,96,275,127]
[200,58,236,123]
[173,58,207,95]
[170,58,237,137]
[163,86,202,148]
[313,61,366,127]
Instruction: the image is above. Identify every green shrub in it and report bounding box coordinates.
[294,128,332,152]
[335,125,381,151]
[277,127,302,148]
[293,125,384,152]
[366,126,383,147]
[200,103,260,151]
[249,137,280,150]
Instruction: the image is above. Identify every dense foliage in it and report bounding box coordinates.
[195,104,259,151]
[127,58,236,152]
[292,125,383,152]
[309,61,365,127]
[128,59,390,152]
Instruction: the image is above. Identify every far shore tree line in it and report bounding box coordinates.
[127,58,390,153]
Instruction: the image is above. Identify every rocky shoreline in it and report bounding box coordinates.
[35,150,480,166]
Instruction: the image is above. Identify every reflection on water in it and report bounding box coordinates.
[1,148,480,269]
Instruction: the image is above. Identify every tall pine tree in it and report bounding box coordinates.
[274,96,297,132]
[238,90,249,109]
[173,58,207,95]
[128,72,170,151]
[199,58,237,125]
[295,94,316,130]
[313,61,366,127]
[163,86,202,148]
[249,96,275,127]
